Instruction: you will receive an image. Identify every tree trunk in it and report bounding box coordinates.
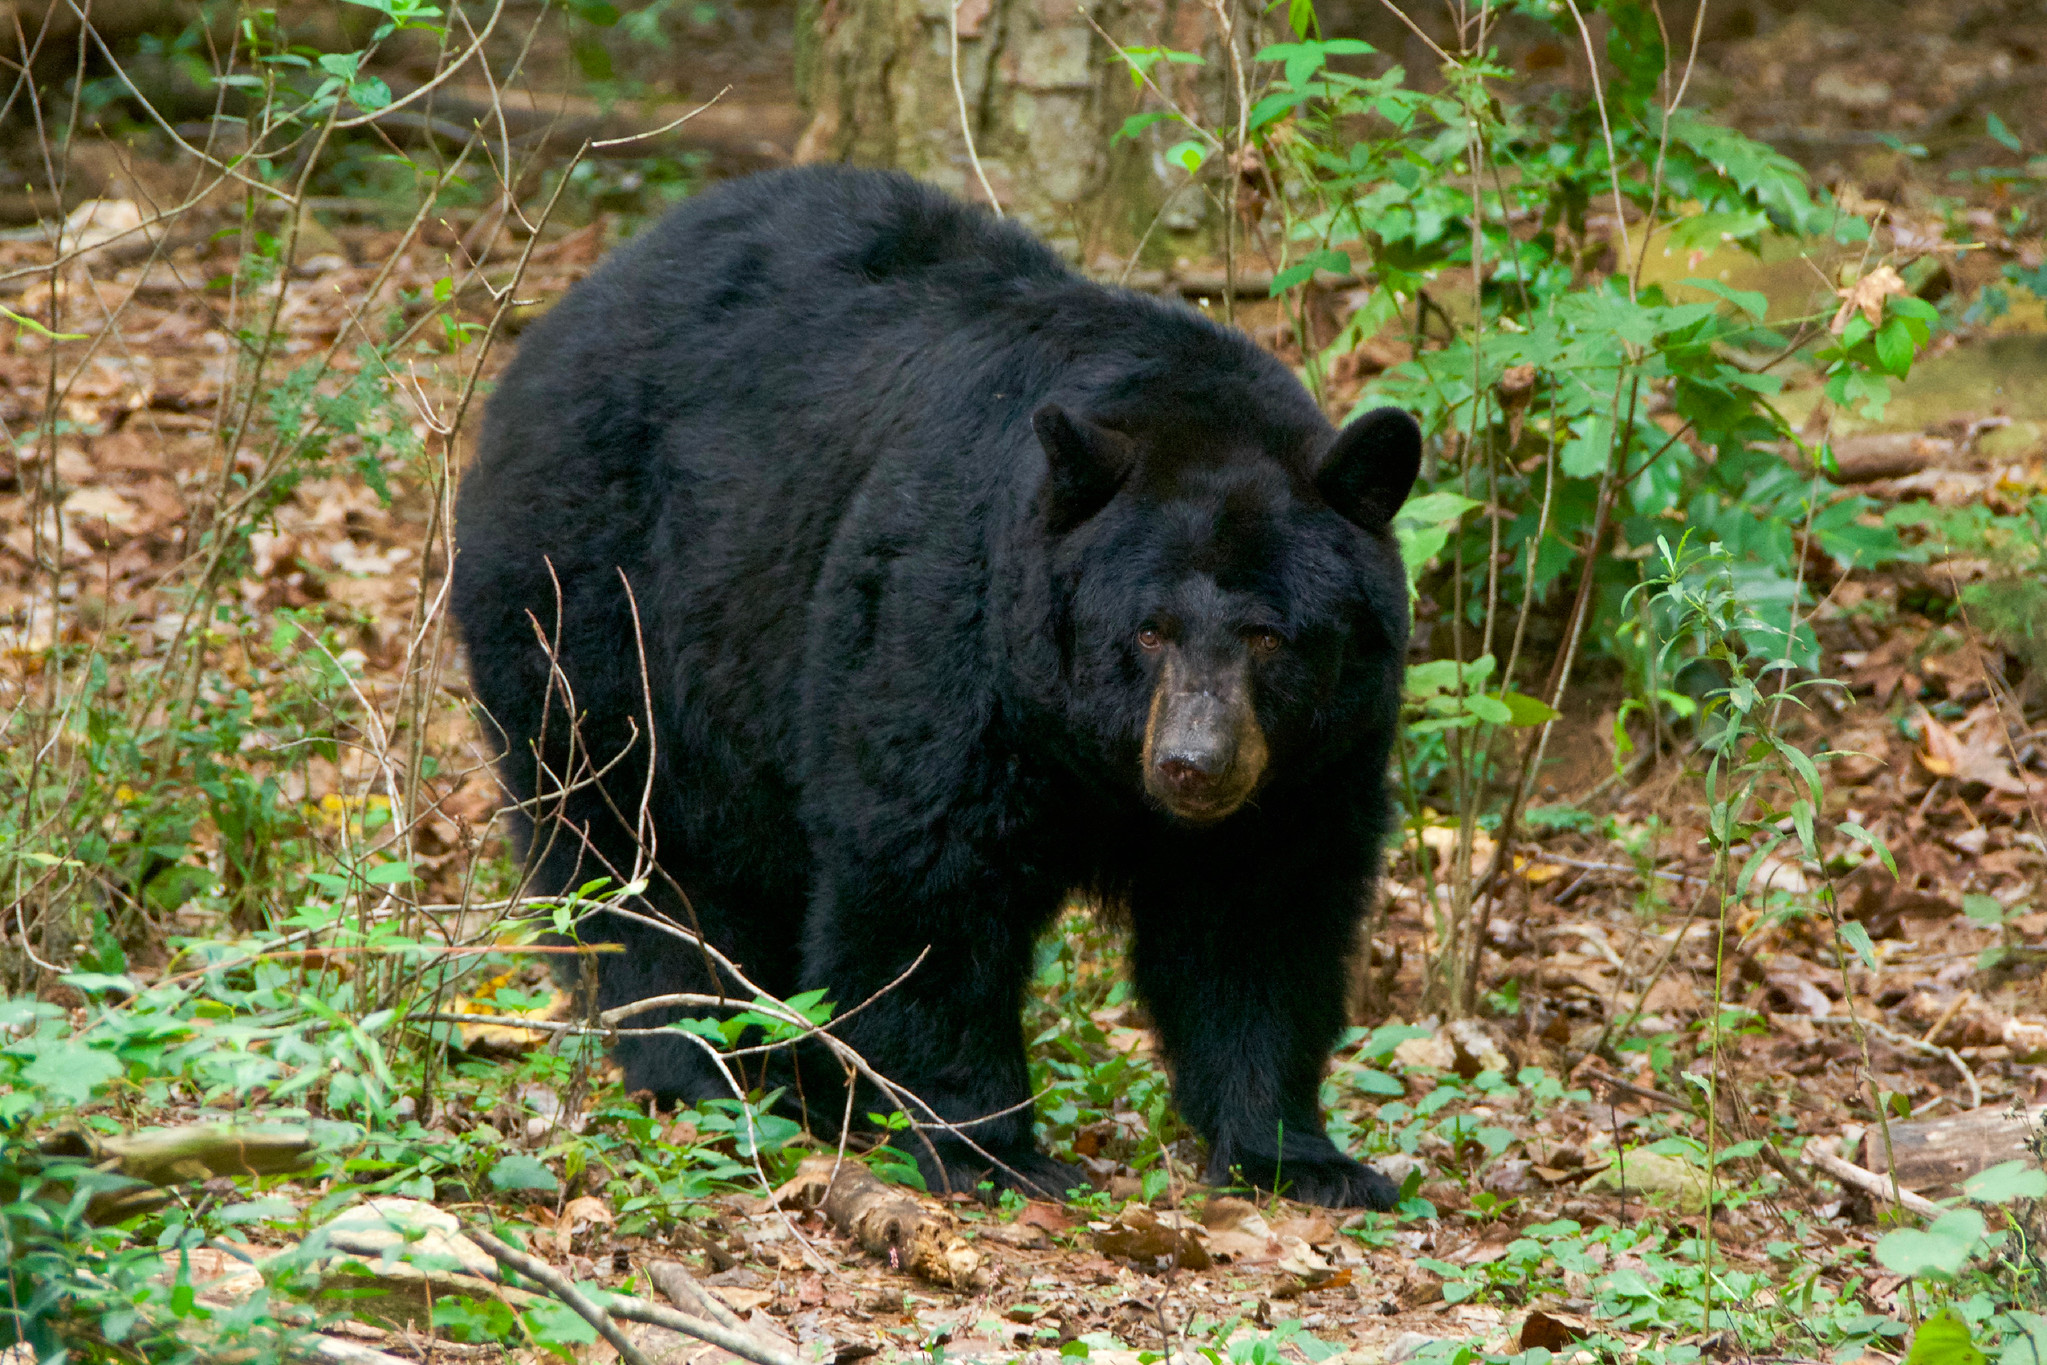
[794,0,1246,266]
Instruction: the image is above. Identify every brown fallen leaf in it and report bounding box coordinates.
[154,1248,266,1309]
[1847,633,1923,704]
[1016,1200,1074,1234]
[1197,1196,1280,1264]
[1918,705,2037,796]
[551,1194,613,1256]
[711,1285,774,1314]
[1831,264,1908,334]
[1094,1205,1210,1271]
[1270,1214,1337,1247]
[975,1221,1051,1250]
[1520,1310,1591,1351]
[1920,643,1995,700]
[1272,1266,1352,1300]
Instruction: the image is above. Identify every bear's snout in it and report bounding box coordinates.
[1142,655,1269,822]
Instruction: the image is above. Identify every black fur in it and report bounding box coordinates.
[452,166,1420,1209]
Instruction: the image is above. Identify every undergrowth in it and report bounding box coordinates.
[2,0,2045,1361]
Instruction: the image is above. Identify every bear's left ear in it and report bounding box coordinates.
[1034,403,1136,532]
[1316,406,1421,528]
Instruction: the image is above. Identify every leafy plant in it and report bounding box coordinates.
[1109,0,1929,1013]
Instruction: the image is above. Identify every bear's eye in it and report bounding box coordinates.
[1247,628,1283,657]
[1137,626,1164,651]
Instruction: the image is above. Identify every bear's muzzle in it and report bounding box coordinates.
[1141,652,1269,823]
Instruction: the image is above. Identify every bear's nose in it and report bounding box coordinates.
[1156,754,1224,797]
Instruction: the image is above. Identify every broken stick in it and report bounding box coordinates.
[465,1226,653,1365]
[466,1224,804,1365]
[1802,1138,1942,1217]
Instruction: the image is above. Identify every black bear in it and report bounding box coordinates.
[452,166,1420,1209]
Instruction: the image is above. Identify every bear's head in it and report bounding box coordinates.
[1034,400,1421,824]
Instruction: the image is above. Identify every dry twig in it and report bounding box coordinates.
[466,1224,805,1365]
[1802,1139,1942,1217]
[465,1225,654,1365]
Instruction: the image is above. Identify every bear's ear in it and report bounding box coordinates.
[1033,403,1135,532]
[1316,406,1422,528]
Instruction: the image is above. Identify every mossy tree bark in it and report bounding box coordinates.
[794,0,1254,266]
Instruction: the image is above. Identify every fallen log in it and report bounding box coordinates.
[1825,432,1958,483]
[24,1122,314,1223]
[773,1153,983,1289]
[348,80,804,169]
[1856,1107,2047,1196]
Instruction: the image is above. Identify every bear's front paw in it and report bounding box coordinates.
[911,1144,1088,1202]
[1208,1147,1398,1210]
[1277,1154,1399,1210]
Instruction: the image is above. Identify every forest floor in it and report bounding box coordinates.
[3,3,2047,1363]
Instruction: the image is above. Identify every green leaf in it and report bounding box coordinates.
[1350,1068,1405,1096]
[1766,734,1824,806]
[1499,692,1559,727]
[489,1155,560,1193]
[1402,658,1463,698]
[1902,1307,1987,1365]
[1270,248,1354,296]
[1680,277,1769,320]
[1875,1211,1987,1280]
[1270,261,1318,295]
[1164,140,1208,174]
[1117,44,1205,88]
[1996,1313,2047,1365]
[1874,315,1917,375]
[1790,797,1816,860]
[1963,1160,2047,1204]
[1890,295,1940,325]
[1837,821,1897,878]
[1358,1022,1433,1060]
[1395,491,1480,528]
[1391,492,1477,581]
[1559,414,1612,479]
[1248,91,1308,133]
[21,1039,122,1106]
[1254,39,1369,90]
[1611,701,1638,768]
[1112,110,1181,144]
[1733,832,1785,899]
[1711,1139,1764,1165]
[1464,694,1513,725]
[1962,893,2007,928]
[523,1298,600,1350]
[364,860,415,885]
[1838,919,1877,970]
[1988,113,2023,153]
[59,972,138,996]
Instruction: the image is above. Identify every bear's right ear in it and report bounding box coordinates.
[1033,404,1135,533]
[1316,406,1422,528]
